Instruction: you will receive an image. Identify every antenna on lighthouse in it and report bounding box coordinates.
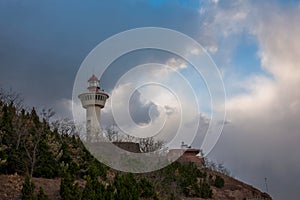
[264,177,269,193]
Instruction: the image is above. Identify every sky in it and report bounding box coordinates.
[1,0,300,199]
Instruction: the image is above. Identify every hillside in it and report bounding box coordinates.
[0,90,272,199]
[0,171,271,200]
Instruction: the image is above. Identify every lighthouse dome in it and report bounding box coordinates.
[88,74,99,82]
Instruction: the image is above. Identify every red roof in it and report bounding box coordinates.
[88,74,99,82]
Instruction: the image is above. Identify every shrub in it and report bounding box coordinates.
[200,182,212,198]
[214,175,225,188]
[21,175,35,200]
[139,177,158,199]
[114,173,140,200]
[37,187,50,200]
[82,175,105,200]
[60,172,80,200]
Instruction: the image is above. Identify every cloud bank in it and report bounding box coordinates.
[200,1,300,199]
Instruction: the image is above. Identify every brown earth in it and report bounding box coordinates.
[0,171,272,200]
[0,173,61,200]
[199,169,272,200]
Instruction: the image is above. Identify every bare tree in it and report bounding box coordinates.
[105,127,119,142]
[0,87,24,112]
[13,112,28,150]
[104,126,166,153]
[139,137,165,153]
[40,108,55,123]
[51,118,77,136]
[22,122,44,178]
[23,135,40,178]
[21,108,46,178]
[204,157,232,177]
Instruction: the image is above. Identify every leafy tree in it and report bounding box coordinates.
[59,141,72,164]
[37,187,50,200]
[104,184,115,200]
[114,173,140,200]
[169,193,176,200]
[60,171,80,200]
[200,181,212,198]
[153,162,213,199]
[21,175,35,200]
[1,104,14,144]
[139,177,158,199]
[82,176,96,200]
[82,175,105,200]
[213,175,225,188]
[34,138,59,178]
[87,161,107,181]
[0,103,28,174]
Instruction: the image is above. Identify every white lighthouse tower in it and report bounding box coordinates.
[78,75,109,142]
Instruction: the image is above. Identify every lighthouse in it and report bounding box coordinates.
[78,75,109,142]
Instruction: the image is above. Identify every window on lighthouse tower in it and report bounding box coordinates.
[89,80,99,87]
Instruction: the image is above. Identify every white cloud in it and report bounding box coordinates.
[165,57,187,71]
[208,45,218,54]
[228,3,300,124]
[200,2,300,199]
[104,83,181,142]
[95,54,208,147]
[211,0,219,5]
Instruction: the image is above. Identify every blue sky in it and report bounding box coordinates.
[0,0,261,112]
[1,0,300,199]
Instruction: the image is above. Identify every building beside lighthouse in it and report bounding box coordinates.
[78,75,109,142]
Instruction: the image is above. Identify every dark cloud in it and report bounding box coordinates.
[129,90,159,125]
[0,0,201,111]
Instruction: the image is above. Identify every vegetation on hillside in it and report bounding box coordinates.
[0,88,224,199]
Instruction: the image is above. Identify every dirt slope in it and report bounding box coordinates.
[204,170,272,200]
[0,172,272,200]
